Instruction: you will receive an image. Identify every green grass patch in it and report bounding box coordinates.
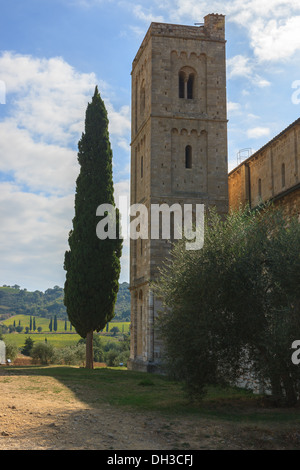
[4,365,300,425]
[1,314,130,336]
[1,314,69,332]
[2,331,120,350]
[3,332,81,349]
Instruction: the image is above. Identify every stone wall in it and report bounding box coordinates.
[229,118,300,219]
[129,14,229,372]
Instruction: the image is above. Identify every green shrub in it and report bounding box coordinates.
[21,337,34,356]
[31,342,55,365]
[54,344,85,366]
[5,342,18,362]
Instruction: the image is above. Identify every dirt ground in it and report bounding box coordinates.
[1,364,300,450]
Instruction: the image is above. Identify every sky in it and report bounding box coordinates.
[0,0,300,292]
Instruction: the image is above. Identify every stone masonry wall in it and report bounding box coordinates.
[229,118,300,219]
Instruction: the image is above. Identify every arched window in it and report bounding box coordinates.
[178,67,197,99]
[185,145,192,169]
[281,163,285,187]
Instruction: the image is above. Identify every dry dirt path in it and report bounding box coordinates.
[0,367,299,450]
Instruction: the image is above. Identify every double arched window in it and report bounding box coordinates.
[178,67,196,99]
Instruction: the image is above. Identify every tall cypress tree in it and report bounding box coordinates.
[64,86,122,369]
[53,315,57,332]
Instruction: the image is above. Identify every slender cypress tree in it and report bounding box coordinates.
[53,315,57,332]
[64,86,122,369]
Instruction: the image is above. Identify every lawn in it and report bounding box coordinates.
[1,365,300,449]
[4,365,300,425]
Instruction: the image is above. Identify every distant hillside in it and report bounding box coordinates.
[0,282,130,322]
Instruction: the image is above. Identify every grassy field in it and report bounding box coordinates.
[1,314,130,350]
[2,331,127,350]
[1,314,130,334]
[3,332,82,349]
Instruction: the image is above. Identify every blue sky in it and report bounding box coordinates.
[0,0,300,291]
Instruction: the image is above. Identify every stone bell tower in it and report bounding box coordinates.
[128,14,228,372]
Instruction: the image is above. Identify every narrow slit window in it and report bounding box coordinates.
[179,72,185,98]
[281,163,285,187]
[185,145,192,169]
[258,178,262,198]
[187,74,194,99]
[140,81,145,114]
[141,155,143,178]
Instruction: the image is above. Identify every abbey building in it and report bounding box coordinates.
[128,14,229,372]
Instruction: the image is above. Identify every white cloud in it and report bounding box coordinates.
[0,52,97,146]
[247,127,270,139]
[0,182,74,290]
[0,51,131,196]
[227,55,271,88]
[227,101,241,114]
[0,120,79,196]
[130,1,300,63]
[227,55,253,79]
[0,51,131,289]
[132,4,164,23]
[107,104,131,137]
[249,15,300,62]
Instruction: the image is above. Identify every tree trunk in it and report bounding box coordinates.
[282,372,297,406]
[269,373,284,405]
[86,330,94,369]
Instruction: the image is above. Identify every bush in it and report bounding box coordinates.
[156,205,300,405]
[105,349,119,367]
[31,342,55,365]
[21,337,34,356]
[104,342,130,367]
[54,344,85,366]
[5,342,18,362]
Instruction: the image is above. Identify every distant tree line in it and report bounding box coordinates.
[0,282,130,322]
[0,315,73,334]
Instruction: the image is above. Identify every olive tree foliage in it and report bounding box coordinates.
[31,342,55,365]
[155,205,300,405]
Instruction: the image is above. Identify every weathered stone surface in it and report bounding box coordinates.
[229,118,300,219]
[128,14,229,372]
[0,341,5,365]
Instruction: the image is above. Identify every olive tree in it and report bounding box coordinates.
[156,205,300,405]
